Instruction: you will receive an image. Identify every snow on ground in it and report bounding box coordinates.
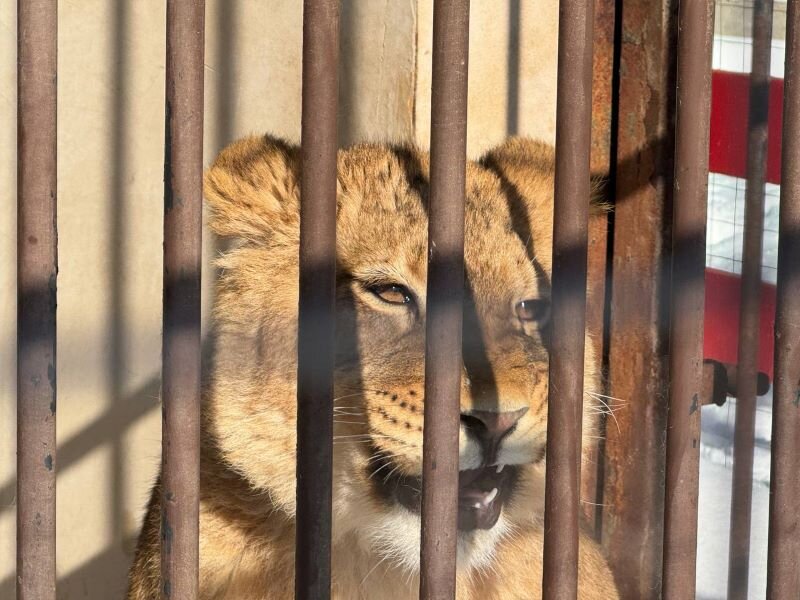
[695,397,773,599]
[689,6,782,597]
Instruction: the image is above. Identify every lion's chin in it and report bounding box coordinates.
[356,504,511,576]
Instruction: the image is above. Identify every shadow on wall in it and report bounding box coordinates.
[4,0,238,596]
[2,544,142,599]
[0,377,161,598]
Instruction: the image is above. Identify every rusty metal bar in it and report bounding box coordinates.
[17,1,58,598]
[161,1,205,598]
[418,1,470,598]
[602,1,678,596]
[294,1,339,598]
[579,0,616,534]
[766,0,800,596]
[727,2,774,597]
[605,0,679,591]
[661,1,714,598]
[541,0,594,597]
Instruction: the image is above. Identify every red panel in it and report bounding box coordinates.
[703,268,777,380]
[767,77,784,184]
[709,71,784,184]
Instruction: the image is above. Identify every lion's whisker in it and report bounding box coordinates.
[381,462,404,484]
[333,439,380,446]
[586,391,629,404]
[580,499,608,507]
[368,460,396,480]
[585,393,622,434]
[365,450,403,465]
[333,433,391,440]
[332,391,369,403]
[359,553,390,589]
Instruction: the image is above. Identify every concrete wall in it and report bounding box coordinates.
[415,0,558,157]
[0,1,558,596]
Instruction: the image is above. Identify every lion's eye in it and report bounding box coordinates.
[515,299,550,323]
[370,284,413,305]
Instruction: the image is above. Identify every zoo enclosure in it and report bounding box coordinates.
[14,0,800,599]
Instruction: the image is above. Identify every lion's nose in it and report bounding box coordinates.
[460,408,529,460]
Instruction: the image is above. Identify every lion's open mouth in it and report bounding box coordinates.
[370,454,520,531]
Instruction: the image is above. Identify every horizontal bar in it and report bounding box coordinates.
[418,1,471,598]
[161,1,205,598]
[661,1,715,598]
[294,1,340,599]
[727,2,773,598]
[541,0,595,597]
[17,1,58,598]
[766,0,800,597]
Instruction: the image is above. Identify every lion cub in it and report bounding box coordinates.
[127,135,618,599]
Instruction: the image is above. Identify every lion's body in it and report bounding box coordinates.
[127,136,618,599]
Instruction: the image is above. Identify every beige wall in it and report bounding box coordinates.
[0,2,558,597]
[415,0,558,157]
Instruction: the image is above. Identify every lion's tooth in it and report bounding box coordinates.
[485,487,498,504]
[473,502,482,509]
[496,464,504,474]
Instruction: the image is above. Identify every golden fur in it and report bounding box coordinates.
[127,135,619,599]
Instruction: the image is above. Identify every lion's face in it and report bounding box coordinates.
[203,136,600,574]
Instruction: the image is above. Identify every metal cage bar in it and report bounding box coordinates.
[161,1,205,597]
[541,0,595,597]
[15,1,800,597]
[727,2,774,598]
[661,1,714,598]
[766,0,800,596]
[294,1,340,599]
[419,1,470,598]
[16,1,58,598]
[601,1,677,596]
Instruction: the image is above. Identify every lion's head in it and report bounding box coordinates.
[202,135,602,576]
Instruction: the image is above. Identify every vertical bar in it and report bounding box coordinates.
[541,0,594,597]
[602,0,678,596]
[661,1,714,598]
[418,1,470,598]
[161,1,205,598]
[580,0,616,534]
[727,2,773,598]
[17,1,58,598]
[766,0,800,596]
[294,1,339,599]
[506,0,520,135]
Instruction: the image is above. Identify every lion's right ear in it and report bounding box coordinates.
[204,135,301,242]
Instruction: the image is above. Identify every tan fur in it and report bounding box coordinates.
[127,135,619,599]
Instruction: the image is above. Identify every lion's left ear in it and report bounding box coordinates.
[479,136,610,216]
[204,135,301,243]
